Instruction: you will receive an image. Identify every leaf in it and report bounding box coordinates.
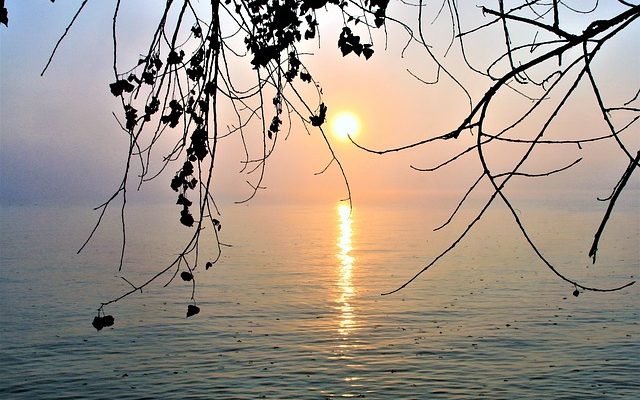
[127,74,140,84]
[191,24,202,38]
[124,105,138,131]
[167,50,184,65]
[205,261,213,270]
[170,175,183,192]
[310,103,327,127]
[181,161,194,177]
[180,209,194,227]
[152,56,163,70]
[176,194,192,207]
[160,100,183,128]
[362,45,374,60]
[204,81,216,96]
[92,315,114,331]
[269,116,282,134]
[186,66,204,81]
[304,28,315,40]
[92,316,104,331]
[1,4,8,27]
[188,178,198,190]
[339,42,353,56]
[302,0,329,11]
[180,271,193,281]
[251,45,280,69]
[109,79,135,97]
[186,304,200,318]
[572,289,580,297]
[103,315,115,327]
[300,72,312,82]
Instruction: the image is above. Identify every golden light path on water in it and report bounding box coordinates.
[336,203,356,336]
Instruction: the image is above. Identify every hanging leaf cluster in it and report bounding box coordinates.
[92,314,115,331]
[88,0,390,327]
[105,0,389,227]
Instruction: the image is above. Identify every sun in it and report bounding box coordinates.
[331,111,360,141]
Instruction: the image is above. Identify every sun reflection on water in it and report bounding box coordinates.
[336,203,356,336]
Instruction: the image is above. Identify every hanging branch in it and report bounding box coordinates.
[25,0,637,329]
[377,2,639,296]
[39,0,392,330]
[588,151,640,263]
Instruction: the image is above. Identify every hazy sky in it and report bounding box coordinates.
[1,1,638,211]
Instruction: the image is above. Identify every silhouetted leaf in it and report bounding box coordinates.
[109,79,135,97]
[310,103,327,127]
[300,72,312,82]
[176,194,192,207]
[92,315,114,331]
[190,127,208,160]
[301,0,328,12]
[160,100,183,128]
[205,261,213,270]
[573,289,580,297]
[304,28,315,40]
[167,50,184,65]
[124,105,138,130]
[269,116,282,134]
[186,304,200,318]
[92,316,104,331]
[204,81,216,96]
[339,41,352,56]
[186,65,204,81]
[170,175,183,192]
[1,4,8,27]
[251,45,279,68]
[144,97,160,121]
[181,161,194,177]
[141,71,155,85]
[180,209,194,227]
[373,3,388,28]
[191,24,202,38]
[152,56,163,70]
[127,73,140,84]
[362,45,374,60]
[188,178,198,190]
[103,315,115,327]
[180,271,193,281]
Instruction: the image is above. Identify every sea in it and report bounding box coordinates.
[0,202,638,399]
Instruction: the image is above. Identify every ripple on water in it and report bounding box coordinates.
[1,204,638,398]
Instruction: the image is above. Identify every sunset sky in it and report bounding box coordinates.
[1,1,638,210]
[1,5,638,396]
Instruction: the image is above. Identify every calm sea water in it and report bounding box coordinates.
[0,202,638,399]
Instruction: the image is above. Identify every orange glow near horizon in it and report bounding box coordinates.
[336,203,356,336]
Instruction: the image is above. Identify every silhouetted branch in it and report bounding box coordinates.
[589,151,640,263]
[381,2,639,296]
[41,0,88,76]
[36,0,637,327]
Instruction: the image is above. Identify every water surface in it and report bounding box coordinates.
[0,203,638,398]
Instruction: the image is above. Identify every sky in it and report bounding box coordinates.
[1,1,638,211]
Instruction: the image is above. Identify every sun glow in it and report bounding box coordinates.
[336,203,355,336]
[331,111,360,141]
